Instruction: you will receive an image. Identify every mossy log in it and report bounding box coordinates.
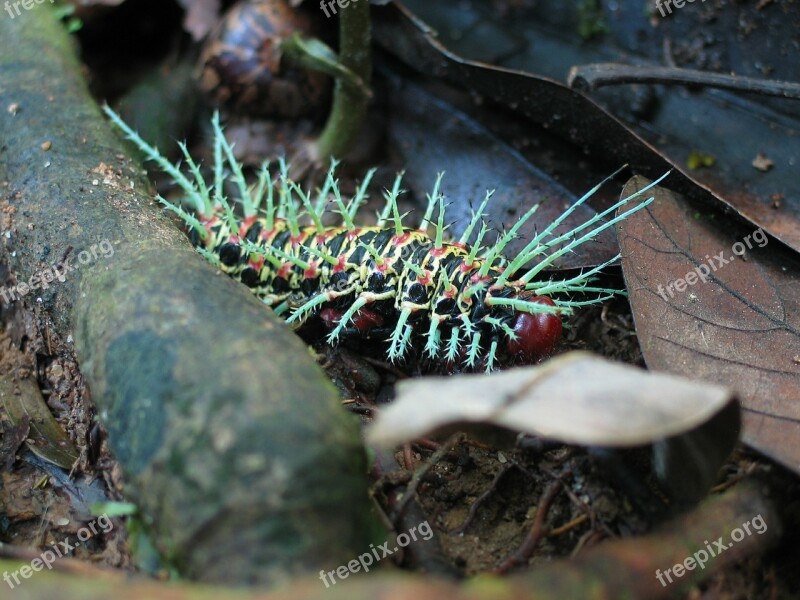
[0,7,378,585]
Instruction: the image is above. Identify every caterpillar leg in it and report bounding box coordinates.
[445,325,461,363]
[464,330,482,369]
[285,292,331,325]
[424,316,444,358]
[484,338,499,373]
[326,296,369,343]
[387,307,413,362]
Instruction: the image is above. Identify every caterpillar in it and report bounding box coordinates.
[105,108,667,372]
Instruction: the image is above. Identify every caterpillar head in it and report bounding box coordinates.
[503,295,563,362]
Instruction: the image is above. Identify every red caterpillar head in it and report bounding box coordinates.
[504,296,563,362]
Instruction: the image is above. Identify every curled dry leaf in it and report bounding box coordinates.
[0,373,79,470]
[617,176,800,473]
[367,352,738,448]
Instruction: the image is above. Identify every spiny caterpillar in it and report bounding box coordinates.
[105,107,667,372]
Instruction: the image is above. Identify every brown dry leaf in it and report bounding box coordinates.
[367,352,737,448]
[617,176,800,472]
[0,373,79,469]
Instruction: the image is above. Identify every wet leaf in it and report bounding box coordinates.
[617,176,800,473]
[0,373,79,470]
[384,76,621,269]
[375,1,800,254]
[367,352,737,449]
[22,453,112,521]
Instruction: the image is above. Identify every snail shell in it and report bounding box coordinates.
[199,0,331,118]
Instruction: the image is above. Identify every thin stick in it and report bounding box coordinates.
[315,0,371,162]
[494,467,572,574]
[568,63,800,100]
[393,433,465,521]
[548,513,588,537]
[450,464,518,535]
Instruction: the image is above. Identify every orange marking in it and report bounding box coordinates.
[238,215,258,237]
[333,255,348,273]
[249,256,265,271]
[261,227,279,242]
[393,232,411,245]
[470,273,490,284]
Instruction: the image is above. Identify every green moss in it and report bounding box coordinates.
[577,0,608,40]
[687,149,717,170]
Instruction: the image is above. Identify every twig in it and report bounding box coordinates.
[493,467,572,574]
[548,513,588,537]
[314,0,371,162]
[393,433,466,521]
[369,446,459,578]
[403,443,415,471]
[568,63,800,100]
[541,463,605,536]
[450,464,518,535]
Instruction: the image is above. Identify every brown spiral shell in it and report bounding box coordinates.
[199,0,331,118]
